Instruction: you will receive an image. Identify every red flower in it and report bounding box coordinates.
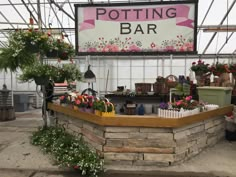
[73,165,80,169]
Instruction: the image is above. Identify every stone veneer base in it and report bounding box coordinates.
[49,103,232,171]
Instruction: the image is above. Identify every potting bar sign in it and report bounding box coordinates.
[76,2,197,55]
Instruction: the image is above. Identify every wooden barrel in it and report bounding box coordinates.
[0,106,16,121]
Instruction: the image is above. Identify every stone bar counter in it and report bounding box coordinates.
[48,103,233,171]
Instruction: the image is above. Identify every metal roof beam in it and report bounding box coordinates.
[0,12,15,29]
[21,0,39,26]
[197,0,215,34]
[49,0,75,21]
[48,0,72,44]
[217,32,234,54]
[27,0,47,28]
[8,0,29,27]
[68,0,75,16]
[0,22,32,25]
[202,0,236,54]
[0,41,8,47]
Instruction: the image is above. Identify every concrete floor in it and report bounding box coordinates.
[0,109,236,177]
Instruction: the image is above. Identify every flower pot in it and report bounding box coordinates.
[101,111,115,117]
[46,50,58,58]
[58,52,69,60]
[195,75,205,86]
[53,76,65,83]
[94,110,101,116]
[34,77,49,85]
[25,42,40,53]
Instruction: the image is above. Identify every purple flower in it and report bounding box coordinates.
[159,102,168,109]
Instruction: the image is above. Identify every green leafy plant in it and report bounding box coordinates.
[43,37,75,60]
[228,63,236,77]
[93,99,113,112]
[10,28,49,53]
[210,62,230,76]
[0,47,36,72]
[62,64,82,83]
[18,62,57,82]
[57,39,75,60]
[31,126,104,177]
[190,59,210,75]
[170,96,199,110]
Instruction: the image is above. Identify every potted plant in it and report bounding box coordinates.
[18,62,57,85]
[42,34,74,60]
[61,64,82,83]
[44,37,59,58]
[56,39,74,60]
[210,62,230,77]
[10,28,49,53]
[0,47,36,72]
[191,59,210,76]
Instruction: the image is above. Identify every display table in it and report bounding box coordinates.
[48,103,233,170]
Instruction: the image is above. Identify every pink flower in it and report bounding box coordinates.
[176,100,183,106]
[87,47,97,52]
[102,44,119,52]
[129,45,141,52]
[165,46,176,52]
[150,42,156,48]
[192,62,196,65]
[75,99,81,105]
[185,96,192,101]
[60,96,65,100]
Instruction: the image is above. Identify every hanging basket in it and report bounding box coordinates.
[165,75,178,88]
[46,49,58,58]
[34,77,49,85]
[52,76,65,83]
[58,52,69,60]
[25,41,40,53]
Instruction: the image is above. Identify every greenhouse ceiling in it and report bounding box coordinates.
[0,0,236,57]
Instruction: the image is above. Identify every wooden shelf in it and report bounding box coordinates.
[48,103,233,128]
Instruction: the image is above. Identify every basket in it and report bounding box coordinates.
[135,83,152,94]
[34,77,49,85]
[165,75,178,88]
[101,100,115,117]
[153,82,162,94]
[95,110,101,116]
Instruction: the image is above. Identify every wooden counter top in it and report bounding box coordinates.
[48,103,233,128]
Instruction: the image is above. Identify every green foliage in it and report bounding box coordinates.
[92,99,113,112]
[31,126,104,177]
[0,47,36,72]
[229,63,236,76]
[18,62,57,82]
[210,62,230,76]
[62,64,82,82]
[190,59,210,75]
[44,38,75,60]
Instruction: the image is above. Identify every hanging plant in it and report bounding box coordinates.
[10,28,49,53]
[43,38,74,60]
[0,47,36,72]
[62,64,82,83]
[18,62,57,85]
